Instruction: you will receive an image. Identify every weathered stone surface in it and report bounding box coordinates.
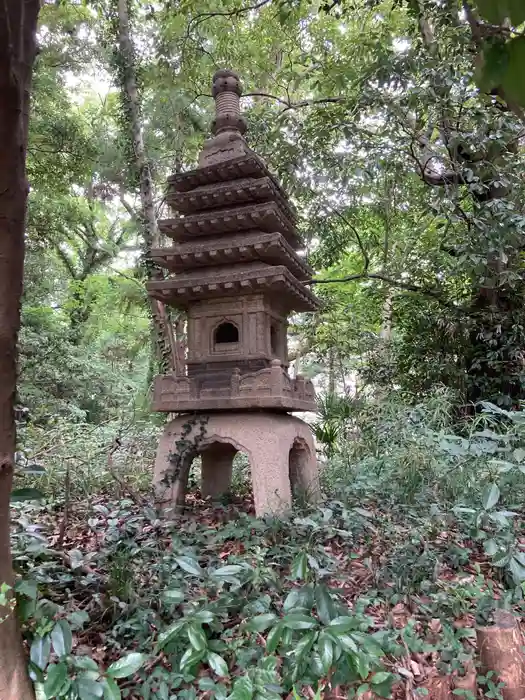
[146,263,320,312]
[151,231,312,279]
[153,412,320,515]
[148,69,320,512]
[152,360,316,413]
[159,200,300,248]
[167,176,296,221]
[167,154,269,191]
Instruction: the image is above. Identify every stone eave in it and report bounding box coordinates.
[168,154,281,195]
[158,201,301,249]
[150,231,312,281]
[167,176,297,223]
[152,394,316,413]
[146,265,320,313]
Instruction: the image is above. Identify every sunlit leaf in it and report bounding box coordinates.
[106,653,147,679]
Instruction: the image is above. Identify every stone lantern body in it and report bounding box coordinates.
[148,70,320,515]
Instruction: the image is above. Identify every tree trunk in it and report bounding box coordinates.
[115,0,181,374]
[477,610,525,700]
[379,290,393,341]
[0,3,41,699]
[327,346,336,395]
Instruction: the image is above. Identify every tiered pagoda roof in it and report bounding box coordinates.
[147,69,319,413]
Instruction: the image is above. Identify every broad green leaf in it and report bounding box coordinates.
[482,483,500,510]
[476,0,525,25]
[355,632,386,657]
[283,612,317,630]
[162,589,184,604]
[207,652,229,677]
[106,653,147,679]
[509,556,525,583]
[283,586,313,612]
[492,551,511,567]
[513,447,525,463]
[194,610,215,624]
[31,635,51,671]
[212,565,244,578]
[266,622,284,653]
[198,677,217,691]
[477,40,509,94]
[504,36,525,104]
[328,616,356,633]
[291,552,308,580]
[179,646,205,671]
[475,0,508,24]
[76,657,100,672]
[230,676,254,700]
[187,624,207,652]
[509,0,525,24]
[175,556,203,576]
[15,579,38,599]
[103,678,121,700]
[43,662,68,699]
[318,634,334,673]
[76,673,104,699]
[245,613,278,632]
[51,619,73,657]
[337,634,360,654]
[315,584,335,625]
[483,538,499,555]
[354,652,371,680]
[294,630,317,666]
[156,620,185,651]
[371,672,392,685]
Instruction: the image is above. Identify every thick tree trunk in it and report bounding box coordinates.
[477,610,525,700]
[115,0,181,374]
[0,3,40,698]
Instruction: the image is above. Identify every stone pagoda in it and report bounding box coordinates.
[148,69,320,515]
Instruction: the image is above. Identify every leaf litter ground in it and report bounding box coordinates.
[12,490,525,700]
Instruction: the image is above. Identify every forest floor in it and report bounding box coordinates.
[13,485,525,700]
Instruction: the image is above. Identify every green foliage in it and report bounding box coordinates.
[11,386,525,698]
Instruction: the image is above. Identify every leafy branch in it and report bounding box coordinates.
[185,0,272,36]
[306,271,453,306]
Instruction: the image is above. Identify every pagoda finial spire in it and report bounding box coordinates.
[211,69,247,136]
[198,68,249,168]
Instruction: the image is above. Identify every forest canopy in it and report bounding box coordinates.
[18,0,525,416]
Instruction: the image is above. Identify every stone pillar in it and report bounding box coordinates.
[154,412,319,516]
[249,440,293,514]
[201,443,236,499]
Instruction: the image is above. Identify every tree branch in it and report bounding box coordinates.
[243,91,346,113]
[186,0,272,36]
[306,272,452,306]
[54,246,78,280]
[329,207,370,272]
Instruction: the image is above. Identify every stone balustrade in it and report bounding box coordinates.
[152,360,315,413]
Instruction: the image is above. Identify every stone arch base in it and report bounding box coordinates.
[153,412,320,516]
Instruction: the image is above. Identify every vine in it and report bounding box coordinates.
[163,414,209,486]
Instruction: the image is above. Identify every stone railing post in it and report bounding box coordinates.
[270,359,283,396]
[231,367,240,396]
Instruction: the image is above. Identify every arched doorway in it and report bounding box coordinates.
[200,441,237,499]
[289,437,313,501]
